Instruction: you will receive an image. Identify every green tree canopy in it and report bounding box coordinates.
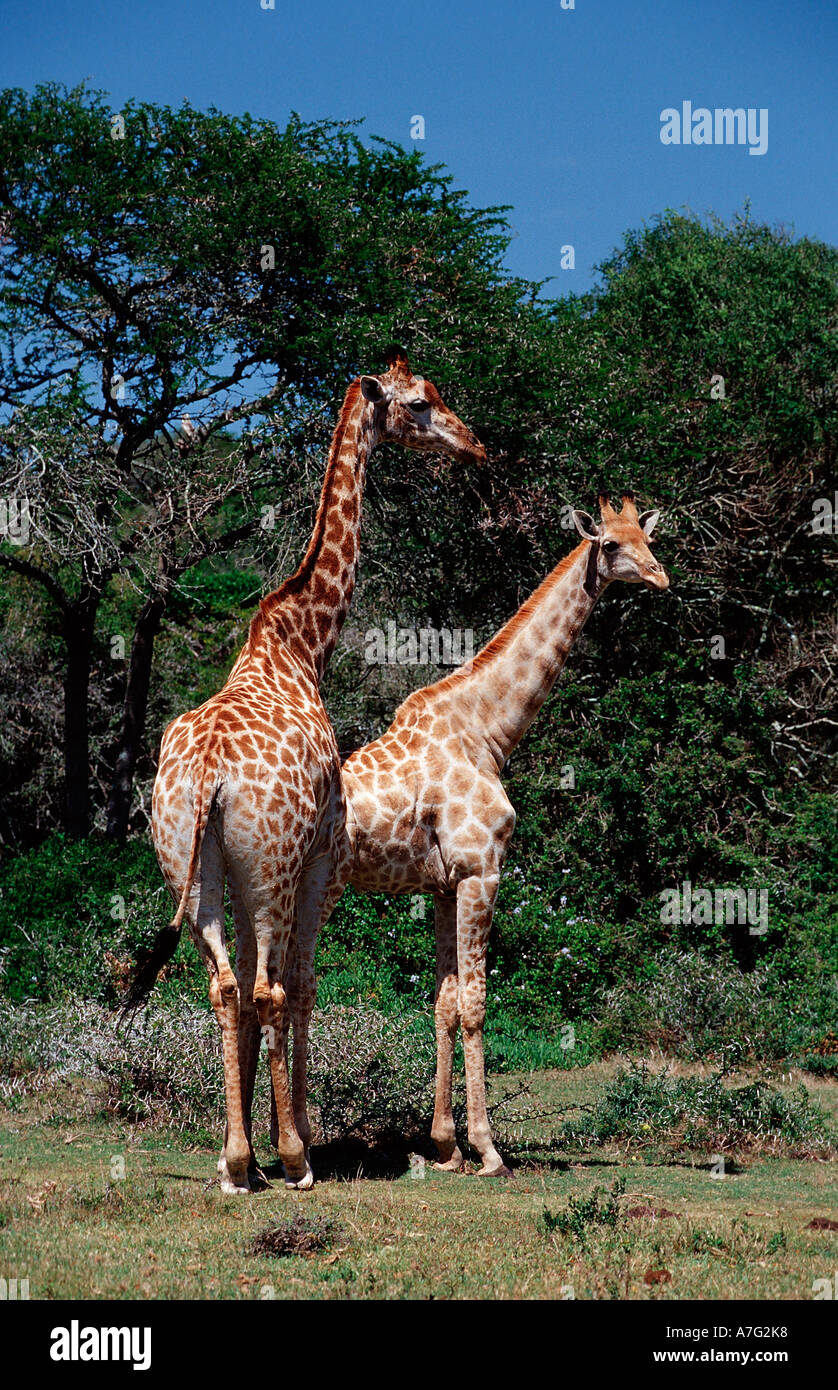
[0,82,553,840]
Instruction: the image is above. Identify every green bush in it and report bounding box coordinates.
[562,1062,836,1157]
[505,660,837,956]
[592,949,838,1064]
[306,1004,437,1146]
[0,834,207,1007]
[0,834,153,1002]
[3,831,835,1072]
[0,996,439,1149]
[0,996,225,1131]
[538,1178,624,1241]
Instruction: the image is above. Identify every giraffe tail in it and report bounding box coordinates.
[119,760,219,1027]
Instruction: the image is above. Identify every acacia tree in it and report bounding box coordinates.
[0,390,279,837]
[0,82,548,840]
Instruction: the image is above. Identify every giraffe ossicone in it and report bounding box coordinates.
[123,351,485,1194]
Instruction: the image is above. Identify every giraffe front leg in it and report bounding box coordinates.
[457,875,511,1178]
[431,895,464,1171]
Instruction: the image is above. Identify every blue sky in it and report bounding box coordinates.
[1,0,836,292]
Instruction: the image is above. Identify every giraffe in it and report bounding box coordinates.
[123,348,486,1194]
[295,493,668,1176]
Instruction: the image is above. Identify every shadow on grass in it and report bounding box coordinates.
[281,1139,421,1181]
[261,1139,566,1182]
[509,1150,750,1175]
[262,1147,635,1182]
[152,1141,750,1186]
[154,1170,214,1184]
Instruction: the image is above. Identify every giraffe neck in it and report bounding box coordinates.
[456,540,605,770]
[253,382,378,682]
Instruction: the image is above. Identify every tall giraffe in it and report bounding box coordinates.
[299,494,668,1176]
[124,349,485,1193]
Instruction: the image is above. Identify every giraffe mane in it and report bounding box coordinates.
[429,540,590,691]
[248,379,365,650]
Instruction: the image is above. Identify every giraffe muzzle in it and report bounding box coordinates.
[643,567,670,591]
[460,434,487,465]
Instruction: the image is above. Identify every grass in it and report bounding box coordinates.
[1,1060,836,1300]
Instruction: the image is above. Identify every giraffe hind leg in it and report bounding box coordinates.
[228,878,263,1184]
[251,899,313,1191]
[191,832,253,1194]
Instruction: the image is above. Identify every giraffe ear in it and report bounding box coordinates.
[360,375,386,403]
[638,509,660,536]
[572,510,600,542]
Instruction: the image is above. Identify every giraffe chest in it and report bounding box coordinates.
[343,751,510,894]
[349,840,445,896]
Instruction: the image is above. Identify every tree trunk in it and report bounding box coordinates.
[62,596,98,839]
[105,586,169,843]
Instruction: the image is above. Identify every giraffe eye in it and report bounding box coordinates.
[602,540,619,553]
[408,399,428,412]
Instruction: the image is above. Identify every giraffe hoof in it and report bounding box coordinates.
[218,1156,252,1194]
[478,1163,513,1178]
[219,1175,252,1195]
[284,1158,315,1190]
[432,1142,464,1172]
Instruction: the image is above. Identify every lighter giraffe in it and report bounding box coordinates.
[124,349,485,1193]
[297,493,669,1175]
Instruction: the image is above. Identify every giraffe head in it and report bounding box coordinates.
[359,346,486,465]
[572,492,669,591]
